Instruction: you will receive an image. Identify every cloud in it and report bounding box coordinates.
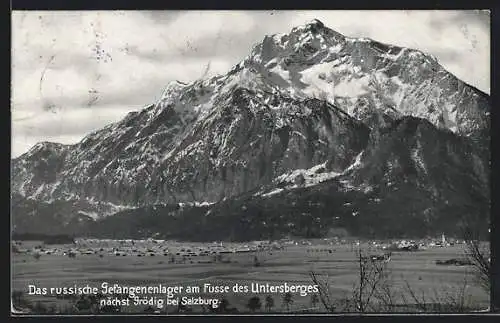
[12,105,137,158]
[11,10,490,157]
[11,11,250,110]
[12,105,134,136]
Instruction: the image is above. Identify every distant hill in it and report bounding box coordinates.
[12,232,75,244]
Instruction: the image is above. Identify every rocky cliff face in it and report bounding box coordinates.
[12,88,370,207]
[11,20,490,239]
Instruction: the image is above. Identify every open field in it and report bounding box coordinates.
[12,242,489,313]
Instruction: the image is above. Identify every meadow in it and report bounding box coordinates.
[11,242,489,313]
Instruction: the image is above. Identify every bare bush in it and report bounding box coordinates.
[400,275,474,312]
[309,271,336,312]
[310,249,393,312]
[247,296,262,313]
[282,292,294,312]
[310,246,487,313]
[351,249,393,312]
[264,295,275,312]
[462,227,490,292]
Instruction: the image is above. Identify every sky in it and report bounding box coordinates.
[11,10,490,158]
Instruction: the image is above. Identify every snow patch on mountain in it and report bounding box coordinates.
[77,210,99,220]
[343,151,364,174]
[275,163,342,187]
[299,61,336,102]
[256,161,345,197]
[334,76,371,98]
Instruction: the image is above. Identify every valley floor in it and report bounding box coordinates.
[11,243,489,314]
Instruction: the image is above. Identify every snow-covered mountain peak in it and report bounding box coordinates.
[291,18,343,38]
[304,18,325,28]
[246,20,346,67]
[157,80,189,105]
[11,19,490,226]
[223,20,489,135]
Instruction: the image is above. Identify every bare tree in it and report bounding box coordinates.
[463,227,490,292]
[253,255,261,267]
[310,248,392,313]
[218,297,230,313]
[247,296,262,313]
[309,271,336,312]
[12,291,25,308]
[310,293,319,310]
[282,292,294,312]
[310,244,487,314]
[265,295,275,312]
[32,252,41,261]
[350,249,392,312]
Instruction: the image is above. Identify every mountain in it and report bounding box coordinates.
[11,20,490,240]
[82,116,490,241]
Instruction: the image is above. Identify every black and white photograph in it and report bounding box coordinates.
[11,10,491,315]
